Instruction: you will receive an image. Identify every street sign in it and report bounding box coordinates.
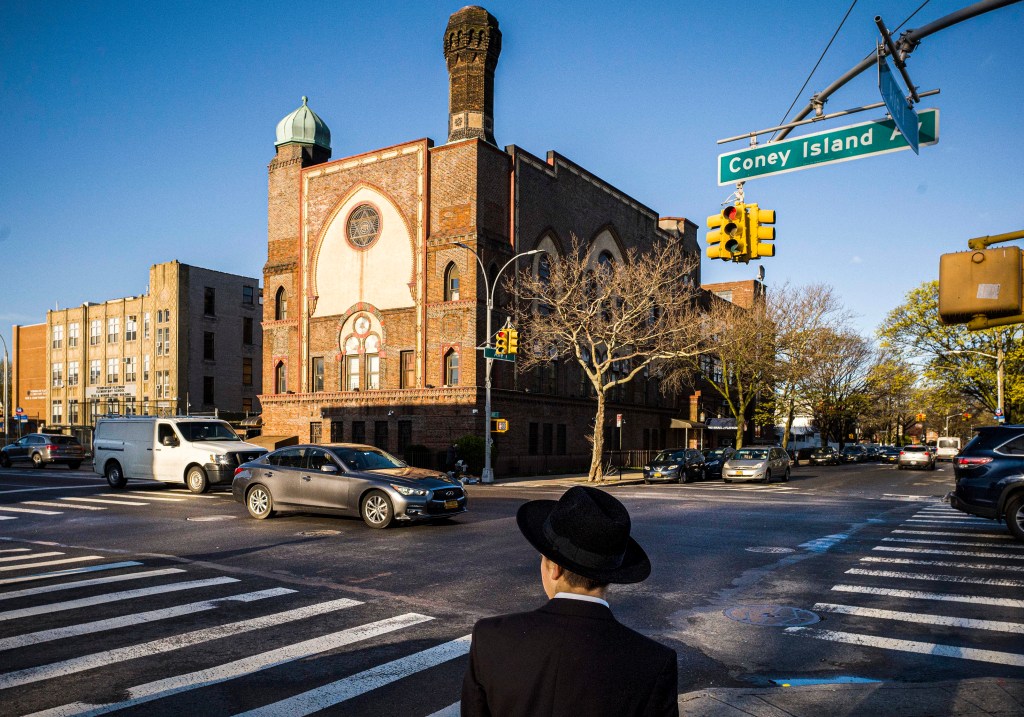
[717,108,938,185]
[484,348,515,362]
[616,413,622,428]
[15,407,24,416]
[878,54,919,154]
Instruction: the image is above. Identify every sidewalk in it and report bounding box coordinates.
[472,469,646,489]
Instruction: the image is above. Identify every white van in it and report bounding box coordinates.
[93,417,267,493]
[935,436,962,462]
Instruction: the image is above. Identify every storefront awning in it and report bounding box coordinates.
[706,417,738,430]
[670,419,706,429]
[239,415,263,428]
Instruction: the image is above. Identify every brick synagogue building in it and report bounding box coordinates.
[259,6,735,474]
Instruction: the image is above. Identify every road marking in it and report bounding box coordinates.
[31,612,433,717]
[904,519,996,527]
[0,568,186,602]
[0,506,62,515]
[0,485,103,495]
[426,704,460,717]
[875,545,1024,560]
[846,567,1024,588]
[21,501,105,511]
[832,583,1024,608]
[0,548,31,554]
[0,551,64,563]
[0,561,144,586]
[891,529,1014,540]
[861,556,1024,571]
[166,490,220,498]
[0,556,103,573]
[0,516,15,521]
[0,588,297,651]
[0,595,362,689]
[812,602,1024,634]
[881,537,1024,551]
[0,576,238,622]
[799,533,850,553]
[236,635,473,717]
[117,492,185,502]
[60,497,148,506]
[786,626,1024,666]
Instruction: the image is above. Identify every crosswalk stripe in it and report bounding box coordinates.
[0,551,64,563]
[0,576,238,622]
[31,612,433,717]
[904,519,996,527]
[0,506,62,515]
[0,516,16,521]
[785,626,1024,667]
[910,513,980,520]
[236,634,473,717]
[166,490,219,498]
[0,561,143,587]
[860,556,1024,571]
[0,588,297,652]
[0,556,103,573]
[881,537,1024,551]
[0,568,186,602]
[21,501,105,511]
[846,567,1024,588]
[876,545,1024,560]
[812,602,1024,634]
[832,583,1024,608]
[104,492,184,502]
[0,548,31,554]
[891,529,1014,540]
[61,497,148,507]
[0,595,361,689]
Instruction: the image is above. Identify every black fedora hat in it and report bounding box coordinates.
[516,486,651,584]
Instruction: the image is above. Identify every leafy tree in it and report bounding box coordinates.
[801,329,873,446]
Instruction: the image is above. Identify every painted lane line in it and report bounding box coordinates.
[785,626,1024,667]
[113,493,184,502]
[812,602,1024,634]
[0,516,15,521]
[860,556,1024,571]
[60,497,148,507]
[846,567,1024,588]
[21,501,105,511]
[426,704,460,717]
[0,568,186,602]
[166,490,219,498]
[0,588,297,652]
[831,584,1024,609]
[0,485,104,496]
[29,612,431,717]
[891,529,1014,540]
[0,548,31,554]
[880,537,1024,551]
[0,556,103,573]
[0,561,143,587]
[0,551,64,563]
[236,635,474,717]
[0,595,359,689]
[905,517,993,524]
[875,545,1024,560]
[0,506,62,515]
[0,576,238,622]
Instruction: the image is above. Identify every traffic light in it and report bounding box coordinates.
[748,204,776,259]
[963,412,972,420]
[939,247,1022,326]
[492,418,509,433]
[494,329,509,354]
[706,204,748,261]
[915,413,926,422]
[506,329,519,355]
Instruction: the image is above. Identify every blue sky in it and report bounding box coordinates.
[2,0,1022,357]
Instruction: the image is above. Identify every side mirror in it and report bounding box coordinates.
[320,464,338,473]
[161,435,179,447]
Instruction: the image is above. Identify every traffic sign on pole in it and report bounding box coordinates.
[878,53,919,154]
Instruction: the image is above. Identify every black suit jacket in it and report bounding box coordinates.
[462,597,678,716]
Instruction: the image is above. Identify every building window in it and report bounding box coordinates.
[90,320,101,345]
[68,322,79,348]
[107,317,120,344]
[52,400,63,424]
[126,315,137,341]
[400,350,415,389]
[107,357,119,383]
[203,376,214,406]
[275,362,287,393]
[374,421,389,451]
[345,356,360,391]
[242,397,253,413]
[243,317,254,346]
[108,397,119,415]
[52,325,64,349]
[243,357,253,387]
[143,354,150,382]
[347,204,380,248]
[156,327,172,356]
[543,423,554,455]
[124,357,137,383]
[397,421,412,454]
[557,424,567,455]
[310,421,322,444]
[444,349,459,386]
[528,422,539,455]
[160,370,170,398]
[365,354,380,390]
[351,420,366,444]
[204,287,216,316]
[89,360,101,385]
[52,363,64,388]
[203,332,215,361]
[243,285,255,306]
[330,421,343,442]
[275,287,287,320]
[68,400,79,425]
[444,262,460,301]
[311,357,323,392]
[598,250,615,269]
[538,362,557,394]
[143,313,151,339]
[68,361,79,387]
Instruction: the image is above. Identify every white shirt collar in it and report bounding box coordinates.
[554,591,610,608]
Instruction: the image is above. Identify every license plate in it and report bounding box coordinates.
[654,472,662,478]
[736,471,747,476]
[444,500,458,510]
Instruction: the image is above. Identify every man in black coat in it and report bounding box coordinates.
[462,485,678,716]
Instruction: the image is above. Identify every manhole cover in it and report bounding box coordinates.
[724,605,819,627]
[298,530,341,537]
[746,546,796,554]
[185,515,237,522]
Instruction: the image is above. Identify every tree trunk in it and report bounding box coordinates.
[734,422,744,449]
[588,392,607,482]
[782,398,796,449]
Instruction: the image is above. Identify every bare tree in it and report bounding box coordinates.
[507,236,712,481]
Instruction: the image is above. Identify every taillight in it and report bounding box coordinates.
[45,444,58,451]
[956,456,992,466]
[234,466,245,477]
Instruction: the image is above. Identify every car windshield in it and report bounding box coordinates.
[333,447,407,470]
[842,446,861,453]
[733,448,768,460]
[653,451,686,463]
[811,448,831,455]
[177,421,241,442]
[937,438,958,448]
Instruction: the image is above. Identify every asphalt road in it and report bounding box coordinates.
[0,459,1021,716]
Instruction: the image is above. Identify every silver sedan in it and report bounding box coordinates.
[722,446,791,484]
[232,443,468,528]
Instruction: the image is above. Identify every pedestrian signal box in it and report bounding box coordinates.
[492,418,509,433]
[939,247,1022,325]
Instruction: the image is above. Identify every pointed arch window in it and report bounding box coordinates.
[597,250,615,269]
[275,361,287,393]
[444,262,460,301]
[444,348,460,386]
[275,287,288,321]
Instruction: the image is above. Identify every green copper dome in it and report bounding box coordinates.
[275,96,331,150]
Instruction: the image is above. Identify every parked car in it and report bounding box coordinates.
[935,436,962,462]
[232,443,467,528]
[897,444,936,470]
[949,425,1024,540]
[643,448,706,484]
[879,446,901,463]
[722,446,791,483]
[862,444,884,461]
[808,447,840,466]
[840,445,868,463]
[786,447,815,465]
[0,433,85,470]
[701,446,735,480]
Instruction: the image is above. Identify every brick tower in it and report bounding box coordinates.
[443,6,501,144]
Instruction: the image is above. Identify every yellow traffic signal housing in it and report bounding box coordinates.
[492,418,509,433]
[748,204,776,259]
[706,204,748,261]
[494,329,509,354]
[506,329,519,355]
[938,247,1022,325]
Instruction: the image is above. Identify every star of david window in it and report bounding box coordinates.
[347,205,381,248]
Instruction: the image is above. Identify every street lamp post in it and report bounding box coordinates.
[454,242,540,484]
[949,346,1006,421]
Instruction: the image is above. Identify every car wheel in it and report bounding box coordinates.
[1005,495,1024,541]
[724,478,732,483]
[361,490,394,529]
[0,454,10,468]
[697,467,706,482]
[783,469,790,482]
[186,466,209,494]
[68,462,81,470]
[763,470,771,484]
[644,478,651,485]
[929,462,936,471]
[246,484,275,520]
[31,453,44,469]
[105,461,127,489]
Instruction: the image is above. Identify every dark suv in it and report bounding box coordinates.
[643,449,706,484]
[949,425,1024,541]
